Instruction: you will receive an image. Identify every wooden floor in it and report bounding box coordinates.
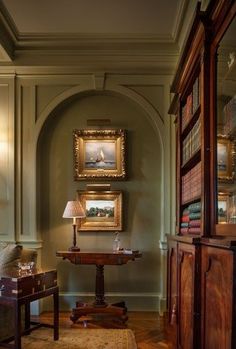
[36,311,173,349]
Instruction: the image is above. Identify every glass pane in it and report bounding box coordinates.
[217,17,236,224]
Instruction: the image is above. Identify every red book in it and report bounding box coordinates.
[189,219,201,227]
[182,215,190,223]
[180,227,189,235]
[189,227,201,234]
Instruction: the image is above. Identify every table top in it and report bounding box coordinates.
[56,250,142,265]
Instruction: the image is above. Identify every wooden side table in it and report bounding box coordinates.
[0,269,59,349]
[56,250,142,324]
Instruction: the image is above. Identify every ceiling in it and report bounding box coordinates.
[0,0,200,71]
[2,0,183,36]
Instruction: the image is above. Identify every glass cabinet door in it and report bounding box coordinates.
[216,17,236,227]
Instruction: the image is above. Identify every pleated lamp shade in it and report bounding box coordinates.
[62,200,85,219]
[62,200,86,251]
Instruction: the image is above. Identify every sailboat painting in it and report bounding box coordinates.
[84,141,116,169]
[73,129,126,180]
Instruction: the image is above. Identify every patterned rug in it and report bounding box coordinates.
[18,328,137,349]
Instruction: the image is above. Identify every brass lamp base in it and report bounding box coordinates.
[68,246,80,251]
[68,224,80,251]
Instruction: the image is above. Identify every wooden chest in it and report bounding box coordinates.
[0,270,57,299]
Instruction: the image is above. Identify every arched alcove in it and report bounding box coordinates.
[36,88,164,310]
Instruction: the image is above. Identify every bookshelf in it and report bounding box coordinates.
[167,2,236,349]
[179,73,202,236]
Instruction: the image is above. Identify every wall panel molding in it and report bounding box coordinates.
[46,292,162,312]
[0,77,15,241]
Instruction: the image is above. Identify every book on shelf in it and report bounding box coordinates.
[182,162,201,203]
[182,207,189,216]
[186,93,193,123]
[182,137,187,164]
[189,212,201,219]
[182,215,190,222]
[182,133,191,164]
[180,227,189,235]
[189,219,201,227]
[188,201,201,213]
[189,227,201,234]
[182,171,191,202]
[182,117,201,165]
[181,93,193,131]
[181,76,200,132]
[182,103,187,131]
[192,76,199,114]
[191,118,201,154]
[190,162,201,199]
[179,200,201,235]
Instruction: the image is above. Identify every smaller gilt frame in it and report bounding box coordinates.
[217,193,230,224]
[217,136,234,182]
[73,129,126,180]
[77,190,123,231]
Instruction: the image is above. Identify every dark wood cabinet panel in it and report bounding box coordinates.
[201,246,235,349]
[167,238,201,349]
[178,243,200,349]
[167,240,177,323]
[178,248,194,349]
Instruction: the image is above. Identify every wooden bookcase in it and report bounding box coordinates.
[167,1,236,348]
[179,73,202,236]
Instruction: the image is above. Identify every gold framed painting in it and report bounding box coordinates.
[77,190,123,231]
[73,129,126,180]
[218,193,230,224]
[217,136,233,182]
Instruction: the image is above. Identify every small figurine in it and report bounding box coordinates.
[113,232,121,252]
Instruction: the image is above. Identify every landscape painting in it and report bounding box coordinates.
[77,190,123,231]
[86,199,115,222]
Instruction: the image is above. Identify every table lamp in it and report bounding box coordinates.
[62,200,86,251]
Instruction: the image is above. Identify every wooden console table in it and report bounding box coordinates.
[56,250,142,324]
[0,269,59,349]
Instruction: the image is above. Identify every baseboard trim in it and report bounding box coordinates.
[42,292,162,312]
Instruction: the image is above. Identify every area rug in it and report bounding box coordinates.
[19,328,137,349]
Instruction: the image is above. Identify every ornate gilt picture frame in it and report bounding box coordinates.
[217,136,233,182]
[218,193,230,224]
[73,129,126,180]
[77,190,123,231]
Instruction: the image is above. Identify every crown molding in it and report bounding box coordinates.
[0,1,18,35]
[13,33,179,56]
[0,61,177,75]
[171,0,190,43]
[16,32,175,44]
[0,6,15,60]
[0,0,180,67]
[9,43,178,74]
[0,43,11,61]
